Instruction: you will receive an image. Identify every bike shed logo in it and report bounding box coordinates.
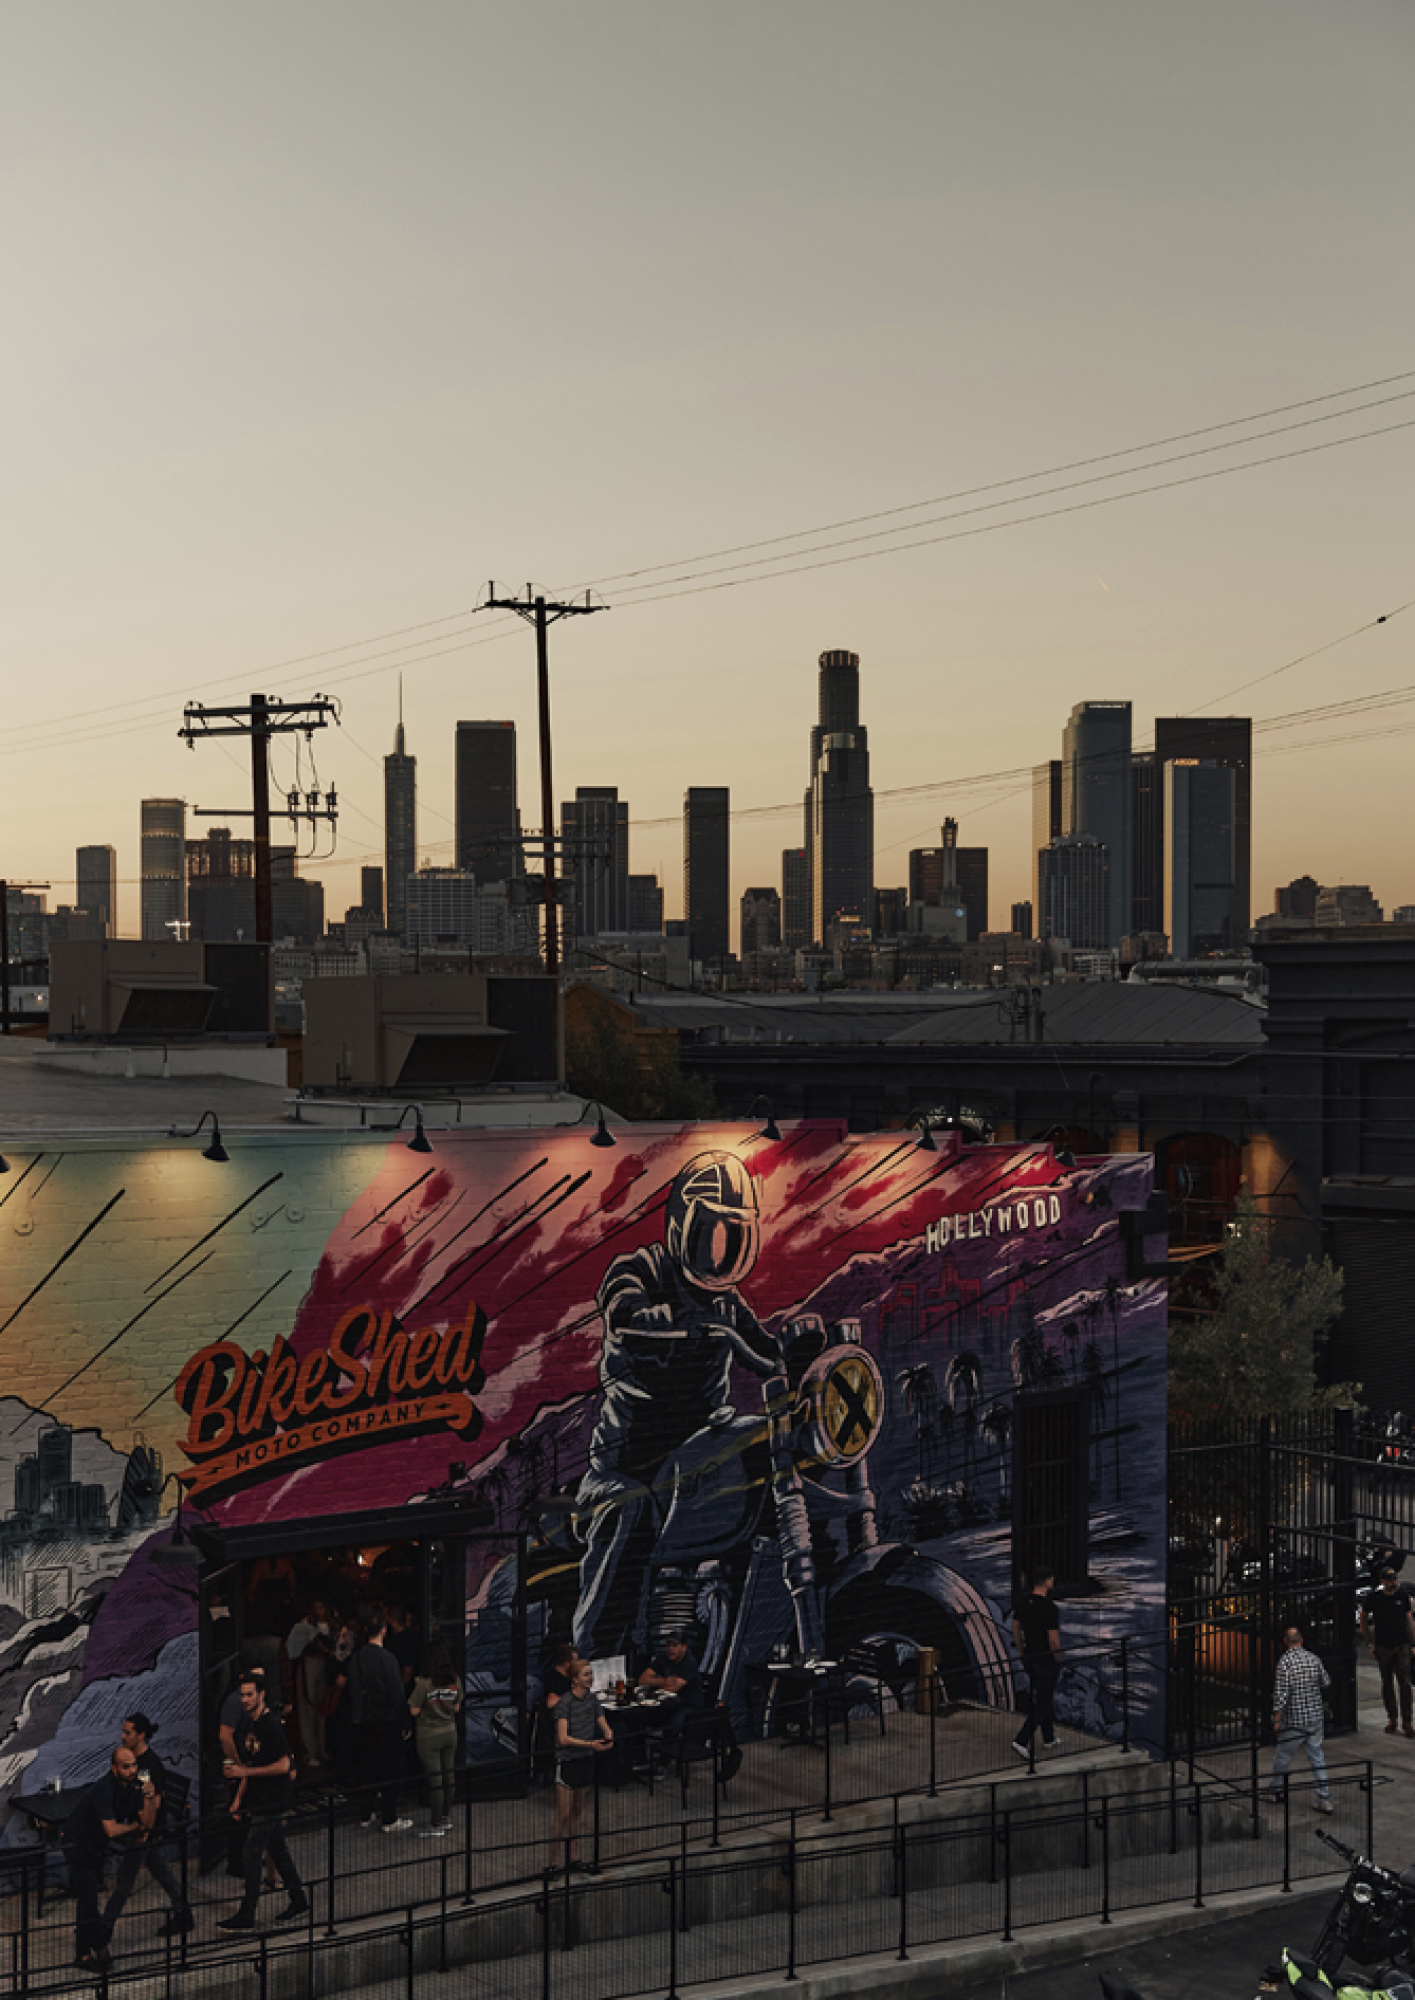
[173,1304,486,1502]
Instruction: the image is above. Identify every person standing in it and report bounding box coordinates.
[102,1714,193,1940]
[347,1613,411,1833]
[287,1601,333,1769]
[1267,1624,1333,1813]
[65,1744,153,1972]
[410,1643,463,1836]
[1360,1567,1415,1737]
[217,1673,309,1931]
[1011,1567,1062,1758]
[552,1660,613,1870]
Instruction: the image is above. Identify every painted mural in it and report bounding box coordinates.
[0,1122,1166,1835]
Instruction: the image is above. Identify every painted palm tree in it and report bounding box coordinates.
[1103,1274,1126,1498]
[1080,1341,1108,1489]
[897,1363,938,1481]
[935,1400,956,1483]
[980,1401,1012,1505]
[1061,1320,1083,1382]
[945,1351,983,1483]
[1010,1328,1046,1391]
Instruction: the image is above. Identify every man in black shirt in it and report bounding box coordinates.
[102,1714,193,1940]
[639,1633,705,1741]
[66,1744,154,1971]
[217,1674,308,1932]
[1361,1566,1415,1736]
[347,1614,412,1831]
[1010,1567,1062,1758]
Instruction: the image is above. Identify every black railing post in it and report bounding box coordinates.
[178,1818,190,1962]
[1100,1796,1111,1924]
[258,1931,270,2000]
[1282,1775,1291,1893]
[679,1818,689,1933]
[786,1810,798,1982]
[897,1820,908,1961]
[667,1860,680,2000]
[325,1793,338,1935]
[711,1713,721,1847]
[1193,1783,1204,1909]
[1120,1638,1131,1753]
[19,1850,29,2000]
[929,1674,938,1797]
[1081,1769,1091,1869]
[541,1867,552,2000]
[1001,1810,1013,1943]
[988,1783,998,1884]
[822,1684,832,1822]
[592,1754,602,1875]
[1169,1756,1178,1855]
[1367,1759,1375,1861]
[405,1905,415,2000]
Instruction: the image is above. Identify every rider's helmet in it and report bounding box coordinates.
[665,1152,760,1292]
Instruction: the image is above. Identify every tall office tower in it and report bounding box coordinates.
[1061,702,1132,947]
[1275,875,1319,918]
[740,887,782,955]
[874,886,907,937]
[683,787,730,962]
[1155,717,1251,939]
[781,848,810,948]
[76,846,117,938]
[361,866,385,925]
[187,827,256,940]
[1164,761,1237,956]
[1130,753,1163,935]
[455,720,518,884]
[561,786,629,939]
[140,799,186,940]
[628,874,664,933]
[1011,901,1033,939]
[907,822,988,939]
[1031,761,1063,917]
[1038,835,1110,949]
[806,649,873,944]
[384,714,417,938]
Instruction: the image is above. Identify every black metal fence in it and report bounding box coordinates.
[1167,1409,1415,1754]
[0,1759,1377,2000]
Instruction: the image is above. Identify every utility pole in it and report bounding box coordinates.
[0,880,51,1035]
[179,696,339,943]
[479,586,607,978]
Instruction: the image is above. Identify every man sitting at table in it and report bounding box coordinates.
[638,1631,705,1740]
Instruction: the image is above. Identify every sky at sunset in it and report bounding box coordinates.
[3,1,1413,934]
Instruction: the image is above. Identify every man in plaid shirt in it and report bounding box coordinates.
[1266,1624,1332,1812]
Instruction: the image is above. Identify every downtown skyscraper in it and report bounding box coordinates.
[1060,701,1131,948]
[455,721,518,884]
[683,787,730,962]
[805,649,873,944]
[384,710,417,938]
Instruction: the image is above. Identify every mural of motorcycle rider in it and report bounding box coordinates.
[573,1152,779,1659]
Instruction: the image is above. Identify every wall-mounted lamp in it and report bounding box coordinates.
[749,1097,782,1142]
[0,1154,9,1174]
[574,1099,617,1148]
[393,1104,433,1154]
[1054,1144,1077,1169]
[910,1115,938,1153]
[149,1474,204,1570]
[169,1111,229,1163]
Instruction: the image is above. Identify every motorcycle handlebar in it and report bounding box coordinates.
[1315,1828,1363,1866]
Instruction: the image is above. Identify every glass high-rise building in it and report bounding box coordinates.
[1154,717,1251,940]
[1038,834,1110,949]
[384,718,417,938]
[1130,752,1163,936]
[562,786,629,940]
[1061,702,1132,948]
[76,845,117,938]
[140,799,186,941]
[360,866,385,924]
[455,721,518,884]
[683,787,730,962]
[1031,761,1062,919]
[628,874,664,933]
[781,847,810,948]
[1164,760,1236,956]
[807,649,873,944]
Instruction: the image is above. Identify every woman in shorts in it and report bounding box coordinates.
[552,1660,613,1869]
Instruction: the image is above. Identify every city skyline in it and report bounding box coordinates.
[3,5,1413,934]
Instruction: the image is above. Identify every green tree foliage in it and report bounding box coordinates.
[565,1004,716,1122]
[1168,1188,1352,1419]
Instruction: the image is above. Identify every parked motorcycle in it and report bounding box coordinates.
[1305,1830,1415,1981]
[468,1313,1014,1752]
[1261,1946,1415,2000]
